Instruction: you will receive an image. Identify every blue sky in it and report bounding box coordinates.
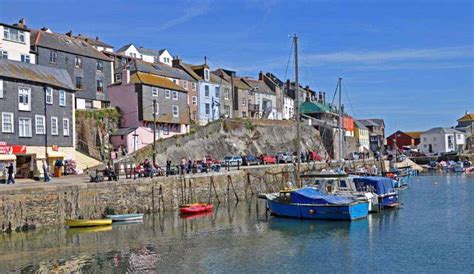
[1,0,472,134]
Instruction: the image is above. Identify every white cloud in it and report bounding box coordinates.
[301,46,474,65]
[155,2,210,32]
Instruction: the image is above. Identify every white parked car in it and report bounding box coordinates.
[223,156,243,166]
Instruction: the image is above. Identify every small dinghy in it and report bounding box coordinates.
[106,213,144,222]
[66,219,112,228]
[179,203,214,214]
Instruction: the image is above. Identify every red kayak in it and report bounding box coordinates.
[179,203,214,214]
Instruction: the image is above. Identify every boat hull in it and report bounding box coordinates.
[180,204,214,214]
[379,193,399,208]
[66,219,112,228]
[267,200,369,221]
[106,214,144,222]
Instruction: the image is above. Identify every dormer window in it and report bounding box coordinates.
[3,27,25,43]
[204,69,210,81]
[75,56,82,68]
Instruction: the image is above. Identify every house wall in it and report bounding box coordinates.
[140,84,189,126]
[159,50,173,66]
[198,81,220,125]
[355,127,369,152]
[256,93,277,119]
[109,83,139,128]
[220,84,232,118]
[35,47,112,106]
[233,87,249,118]
[0,78,74,147]
[0,25,35,64]
[386,131,416,149]
[283,96,294,120]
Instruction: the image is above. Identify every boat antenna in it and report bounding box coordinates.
[338,77,344,167]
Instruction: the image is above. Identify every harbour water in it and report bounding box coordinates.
[0,174,473,273]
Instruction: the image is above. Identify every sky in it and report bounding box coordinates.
[1,0,473,134]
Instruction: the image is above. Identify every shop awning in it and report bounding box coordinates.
[47,151,66,158]
[0,154,16,161]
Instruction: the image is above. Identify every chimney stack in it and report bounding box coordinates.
[172,56,182,68]
[258,71,264,81]
[122,65,130,84]
[66,30,72,37]
[322,92,326,104]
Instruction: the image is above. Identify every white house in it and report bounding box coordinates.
[115,44,173,66]
[0,19,35,64]
[283,95,294,120]
[418,127,465,155]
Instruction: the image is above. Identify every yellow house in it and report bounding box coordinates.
[354,120,370,152]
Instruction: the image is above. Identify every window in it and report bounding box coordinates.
[18,87,31,111]
[96,80,103,92]
[152,87,159,97]
[115,73,122,82]
[3,27,25,43]
[172,79,177,84]
[46,87,53,104]
[172,105,179,117]
[172,90,178,100]
[242,97,246,106]
[51,117,58,135]
[165,89,170,99]
[1,112,13,133]
[204,69,209,81]
[97,60,104,72]
[75,56,82,68]
[215,86,220,98]
[49,51,57,63]
[192,96,197,105]
[63,118,70,136]
[457,135,462,140]
[35,115,45,135]
[1,50,8,59]
[59,90,66,106]
[75,76,82,90]
[205,85,209,97]
[205,103,210,115]
[0,79,3,98]
[154,56,159,63]
[183,80,188,89]
[18,118,32,137]
[224,88,230,100]
[192,82,196,91]
[21,54,30,63]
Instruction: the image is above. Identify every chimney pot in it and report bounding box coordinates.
[66,30,72,37]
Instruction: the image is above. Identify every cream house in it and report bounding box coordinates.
[418,127,465,155]
[115,43,173,66]
[0,19,35,64]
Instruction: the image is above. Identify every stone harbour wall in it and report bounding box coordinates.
[0,159,376,232]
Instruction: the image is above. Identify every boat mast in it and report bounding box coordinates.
[294,34,301,186]
[338,77,343,163]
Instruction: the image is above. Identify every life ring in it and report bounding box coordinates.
[309,209,316,215]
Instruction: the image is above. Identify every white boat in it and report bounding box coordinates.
[105,213,144,222]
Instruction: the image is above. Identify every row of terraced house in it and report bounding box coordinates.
[0,18,380,181]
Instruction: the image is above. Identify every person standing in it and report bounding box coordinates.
[43,160,51,182]
[166,159,171,177]
[6,163,15,184]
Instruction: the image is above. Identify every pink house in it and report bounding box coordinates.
[109,69,190,153]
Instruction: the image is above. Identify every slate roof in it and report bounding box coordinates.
[111,127,138,136]
[354,120,368,130]
[357,119,385,128]
[123,59,194,82]
[423,127,464,135]
[213,69,250,90]
[31,29,112,61]
[241,77,274,95]
[137,47,167,57]
[74,35,113,48]
[0,59,75,91]
[210,72,230,86]
[130,72,186,92]
[179,63,203,81]
[115,43,133,53]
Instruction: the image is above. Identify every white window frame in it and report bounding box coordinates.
[75,56,82,68]
[18,117,32,137]
[205,103,210,115]
[1,112,14,133]
[152,87,159,97]
[183,80,188,89]
[46,87,53,104]
[49,51,57,63]
[18,86,31,111]
[165,89,171,99]
[51,117,58,136]
[0,79,3,98]
[115,73,122,82]
[35,115,45,135]
[204,69,210,81]
[172,105,179,117]
[172,90,178,100]
[215,86,220,98]
[96,79,104,92]
[224,88,229,100]
[0,50,7,59]
[192,96,197,105]
[63,118,70,136]
[205,85,209,97]
[192,82,196,91]
[59,90,66,106]
[21,54,30,63]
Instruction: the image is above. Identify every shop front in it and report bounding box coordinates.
[0,143,17,184]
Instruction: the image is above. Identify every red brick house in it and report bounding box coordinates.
[386,130,421,149]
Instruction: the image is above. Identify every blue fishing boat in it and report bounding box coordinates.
[352,177,399,208]
[105,213,144,222]
[262,187,369,221]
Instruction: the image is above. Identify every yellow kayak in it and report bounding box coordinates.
[65,219,112,228]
